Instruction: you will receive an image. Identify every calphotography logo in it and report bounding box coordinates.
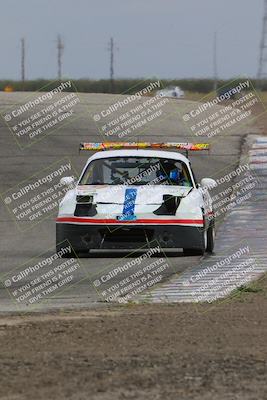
[91,241,174,303]
[0,241,89,308]
[1,80,81,149]
[1,158,77,231]
[1,1,267,399]
[180,78,265,141]
[91,78,170,140]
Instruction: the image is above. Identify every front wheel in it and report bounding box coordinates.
[56,241,76,258]
[183,228,207,256]
[206,220,215,253]
[56,225,77,258]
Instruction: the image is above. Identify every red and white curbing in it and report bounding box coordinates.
[250,137,267,169]
[133,135,267,304]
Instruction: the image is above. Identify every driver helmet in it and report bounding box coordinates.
[157,161,181,183]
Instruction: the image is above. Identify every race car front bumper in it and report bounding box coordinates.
[56,219,205,252]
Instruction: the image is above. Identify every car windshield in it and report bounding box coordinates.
[79,157,193,186]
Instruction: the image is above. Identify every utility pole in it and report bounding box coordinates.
[108,37,115,93]
[21,38,25,84]
[57,34,64,80]
[213,32,218,93]
[107,37,119,93]
[257,0,267,87]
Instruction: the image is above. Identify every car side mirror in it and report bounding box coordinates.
[200,178,217,189]
[60,176,75,186]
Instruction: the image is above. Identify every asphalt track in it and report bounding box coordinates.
[0,91,257,312]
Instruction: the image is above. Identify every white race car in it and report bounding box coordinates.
[156,86,185,99]
[56,142,216,256]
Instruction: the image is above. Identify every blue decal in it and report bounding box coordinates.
[117,188,137,221]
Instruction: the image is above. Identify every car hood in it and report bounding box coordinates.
[76,185,192,205]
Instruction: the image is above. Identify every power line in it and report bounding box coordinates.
[213,32,218,92]
[21,38,25,83]
[109,37,114,92]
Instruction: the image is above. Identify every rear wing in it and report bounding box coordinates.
[79,142,210,157]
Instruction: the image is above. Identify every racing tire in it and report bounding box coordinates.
[206,220,215,253]
[56,242,77,258]
[183,229,206,256]
[56,226,77,258]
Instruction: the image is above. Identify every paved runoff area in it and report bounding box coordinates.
[0,87,262,312]
[138,135,267,303]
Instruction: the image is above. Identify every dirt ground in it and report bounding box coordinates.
[1,95,267,400]
[0,276,266,400]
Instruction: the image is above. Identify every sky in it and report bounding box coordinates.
[0,0,264,80]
